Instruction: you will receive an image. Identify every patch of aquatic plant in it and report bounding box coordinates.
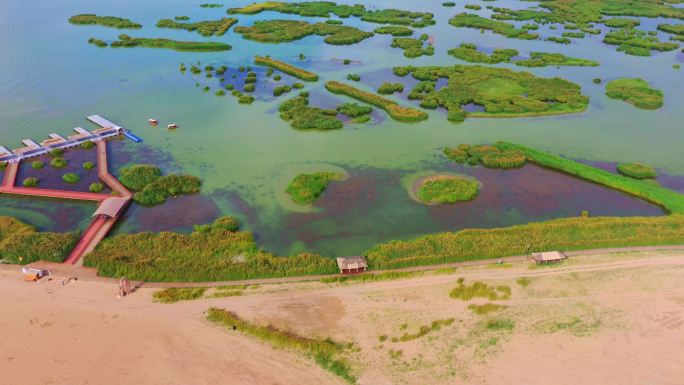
[448,43,518,64]
[336,103,372,122]
[22,178,39,187]
[88,38,108,47]
[110,34,231,51]
[68,14,141,29]
[547,36,571,44]
[465,4,482,10]
[325,81,428,122]
[443,2,456,6]
[562,31,585,38]
[374,26,413,36]
[395,65,588,122]
[119,164,201,206]
[391,318,455,342]
[278,93,343,130]
[0,217,79,264]
[228,2,433,28]
[391,36,434,58]
[449,13,538,40]
[605,78,664,109]
[515,52,598,67]
[416,176,480,204]
[80,141,95,149]
[49,149,64,157]
[603,28,679,56]
[346,73,360,81]
[468,303,508,315]
[62,173,80,184]
[450,281,511,301]
[234,20,373,45]
[603,18,640,28]
[658,23,684,36]
[175,16,190,21]
[85,216,338,281]
[89,182,104,193]
[377,82,404,95]
[153,287,207,303]
[273,85,292,97]
[156,17,237,36]
[50,157,68,168]
[82,161,95,170]
[200,3,223,8]
[31,161,44,169]
[617,163,657,179]
[254,56,319,81]
[286,172,343,205]
[207,308,356,383]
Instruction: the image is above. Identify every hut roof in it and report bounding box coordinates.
[532,251,566,262]
[92,197,129,218]
[337,256,368,270]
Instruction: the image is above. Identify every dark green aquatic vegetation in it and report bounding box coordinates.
[273,85,293,96]
[346,73,360,81]
[175,16,190,21]
[234,20,373,45]
[465,4,482,10]
[605,78,664,109]
[443,2,456,6]
[617,163,658,179]
[449,13,538,40]
[156,18,238,36]
[448,43,518,64]
[343,59,351,65]
[200,3,223,7]
[87,38,108,47]
[278,93,343,130]
[82,161,95,170]
[515,52,599,67]
[0,162,8,171]
[50,157,68,168]
[228,2,433,28]
[594,78,602,84]
[0,217,79,264]
[325,19,343,25]
[377,82,404,95]
[292,82,304,89]
[238,94,255,104]
[89,182,104,193]
[547,36,571,44]
[119,164,162,191]
[444,144,526,168]
[374,26,413,36]
[562,31,585,38]
[336,102,372,118]
[22,177,39,187]
[216,89,226,96]
[416,176,480,204]
[286,172,344,205]
[49,149,63,157]
[523,23,539,30]
[119,164,201,206]
[80,141,95,149]
[395,65,588,122]
[325,81,428,122]
[603,28,679,56]
[244,83,256,92]
[657,23,684,36]
[69,14,142,29]
[603,18,640,28]
[110,34,231,51]
[254,56,319,81]
[31,161,44,169]
[391,37,434,58]
[62,173,80,184]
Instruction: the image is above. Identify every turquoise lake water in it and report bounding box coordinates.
[1,0,683,256]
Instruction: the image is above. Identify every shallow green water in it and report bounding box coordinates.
[1,0,683,256]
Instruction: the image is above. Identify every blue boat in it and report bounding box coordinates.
[124,130,143,143]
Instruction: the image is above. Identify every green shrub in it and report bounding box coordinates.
[31,161,44,169]
[286,172,343,205]
[346,73,360,81]
[82,161,95,170]
[50,157,68,168]
[119,164,162,190]
[89,182,104,193]
[617,163,657,179]
[80,141,95,149]
[22,177,38,187]
[377,82,404,95]
[62,173,80,184]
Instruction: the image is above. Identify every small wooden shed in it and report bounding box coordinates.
[531,251,567,264]
[336,256,368,274]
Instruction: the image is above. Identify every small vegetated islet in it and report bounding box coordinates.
[254,56,319,81]
[416,176,480,204]
[617,163,658,179]
[605,78,664,109]
[156,18,238,36]
[286,172,343,205]
[325,81,427,122]
[118,164,201,206]
[68,14,142,29]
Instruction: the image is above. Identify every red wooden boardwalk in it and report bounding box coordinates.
[1,140,132,266]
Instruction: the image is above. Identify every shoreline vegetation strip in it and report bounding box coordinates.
[325,81,428,122]
[254,56,319,81]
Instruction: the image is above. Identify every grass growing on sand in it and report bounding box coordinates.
[110,34,231,52]
[254,56,319,81]
[617,163,658,179]
[468,303,508,315]
[450,281,511,301]
[68,14,142,29]
[153,288,207,303]
[207,308,356,383]
[156,18,237,36]
[391,318,455,342]
[0,217,79,264]
[286,172,343,205]
[325,81,428,122]
[605,78,664,109]
[416,176,480,204]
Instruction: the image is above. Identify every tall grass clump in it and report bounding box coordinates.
[153,287,208,303]
[605,78,664,109]
[207,308,356,383]
[325,81,427,122]
[286,172,343,205]
[254,56,319,81]
[468,303,508,315]
[0,217,79,264]
[450,281,511,301]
